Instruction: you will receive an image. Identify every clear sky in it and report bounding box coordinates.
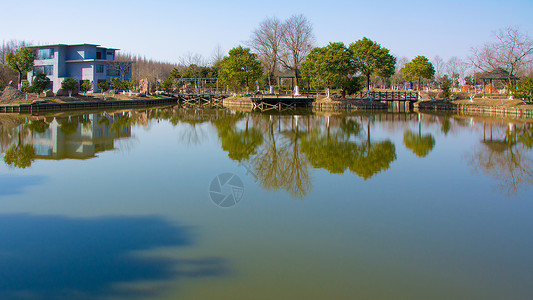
[1,0,532,64]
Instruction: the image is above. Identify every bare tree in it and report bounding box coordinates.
[278,14,315,92]
[391,56,408,89]
[432,55,445,80]
[446,56,468,87]
[210,44,225,67]
[179,52,206,67]
[470,26,533,84]
[247,17,283,87]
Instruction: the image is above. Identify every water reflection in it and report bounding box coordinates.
[1,112,134,168]
[468,122,533,195]
[403,124,436,158]
[2,107,533,196]
[0,214,228,300]
[0,174,46,196]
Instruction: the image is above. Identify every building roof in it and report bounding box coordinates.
[28,44,119,50]
[478,68,520,80]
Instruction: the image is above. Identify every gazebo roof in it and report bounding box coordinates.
[479,68,520,80]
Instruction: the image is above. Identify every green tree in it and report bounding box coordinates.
[61,77,78,97]
[98,80,111,94]
[218,46,263,92]
[80,80,92,96]
[5,47,35,88]
[441,76,452,100]
[160,79,173,93]
[512,77,533,103]
[31,72,50,96]
[402,56,435,91]
[111,78,123,91]
[349,37,396,97]
[301,42,358,96]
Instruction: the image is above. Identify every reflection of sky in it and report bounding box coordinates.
[0,214,228,300]
[0,111,532,299]
[0,174,46,196]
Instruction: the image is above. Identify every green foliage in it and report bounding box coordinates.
[171,65,217,79]
[402,56,435,90]
[349,37,396,91]
[441,76,452,100]
[214,114,263,162]
[5,47,35,85]
[31,72,50,94]
[403,130,436,158]
[301,42,360,96]
[26,120,49,134]
[160,79,173,92]
[57,118,78,135]
[21,81,31,93]
[61,77,78,92]
[218,46,263,91]
[339,76,364,96]
[80,80,92,93]
[110,78,132,91]
[464,75,473,86]
[300,121,396,180]
[349,140,396,180]
[3,144,35,169]
[512,78,533,103]
[98,80,111,93]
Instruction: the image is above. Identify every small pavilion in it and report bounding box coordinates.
[478,68,519,97]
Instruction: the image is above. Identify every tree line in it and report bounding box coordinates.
[2,22,532,100]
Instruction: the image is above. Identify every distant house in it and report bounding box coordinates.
[27,44,133,94]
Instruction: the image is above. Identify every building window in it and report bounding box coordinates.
[36,48,54,60]
[96,65,104,73]
[34,65,53,75]
[107,51,114,60]
[106,65,120,77]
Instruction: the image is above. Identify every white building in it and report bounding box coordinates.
[27,44,133,94]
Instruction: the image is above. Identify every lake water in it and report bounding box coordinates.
[1,106,533,300]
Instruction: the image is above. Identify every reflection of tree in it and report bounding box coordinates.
[0,115,27,150]
[57,117,79,135]
[301,130,354,173]
[214,113,263,162]
[440,118,451,136]
[301,119,396,180]
[3,126,34,169]
[248,115,310,199]
[280,120,310,199]
[350,123,396,180]
[26,119,50,134]
[403,127,436,158]
[219,117,263,162]
[301,117,360,174]
[469,124,533,195]
[253,117,287,191]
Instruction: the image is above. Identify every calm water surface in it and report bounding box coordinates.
[1,106,533,300]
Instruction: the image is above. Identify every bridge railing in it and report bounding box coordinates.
[352,91,419,101]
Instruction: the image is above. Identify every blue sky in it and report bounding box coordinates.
[1,0,532,64]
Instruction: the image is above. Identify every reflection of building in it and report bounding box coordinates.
[25,114,131,160]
